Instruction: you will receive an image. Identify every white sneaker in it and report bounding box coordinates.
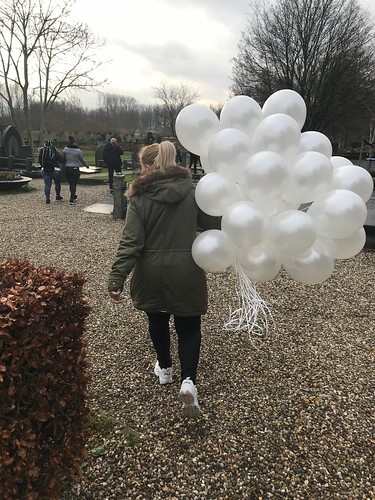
[179,378,201,418]
[154,361,173,384]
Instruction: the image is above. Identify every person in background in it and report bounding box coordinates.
[108,141,219,419]
[103,137,123,193]
[62,135,90,205]
[175,145,182,164]
[189,152,200,174]
[38,140,64,204]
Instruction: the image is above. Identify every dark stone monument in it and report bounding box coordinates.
[112,174,127,220]
[95,144,106,168]
[0,125,33,172]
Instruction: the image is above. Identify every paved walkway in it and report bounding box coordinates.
[84,197,113,214]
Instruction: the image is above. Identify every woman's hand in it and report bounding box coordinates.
[109,290,123,303]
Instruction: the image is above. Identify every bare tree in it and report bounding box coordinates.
[210,103,223,118]
[139,105,154,138]
[0,0,108,147]
[152,81,199,137]
[98,93,142,140]
[231,0,375,133]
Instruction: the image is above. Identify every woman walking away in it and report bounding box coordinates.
[108,141,219,418]
[38,140,63,204]
[62,135,90,204]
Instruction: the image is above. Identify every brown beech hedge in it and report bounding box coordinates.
[0,259,91,499]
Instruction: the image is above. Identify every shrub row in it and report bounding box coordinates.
[0,259,91,499]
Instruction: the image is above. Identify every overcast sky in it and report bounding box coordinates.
[74,0,250,108]
[74,0,375,109]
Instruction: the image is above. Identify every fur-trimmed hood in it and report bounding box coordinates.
[126,165,193,204]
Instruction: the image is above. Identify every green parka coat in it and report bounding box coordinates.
[108,166,219,316]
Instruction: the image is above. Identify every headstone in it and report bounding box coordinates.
[95,144,106,168]
[112,174,127,219]
[0,125,33,171]
[3,125,23,157]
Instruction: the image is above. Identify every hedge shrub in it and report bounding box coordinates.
[0,259,91,499]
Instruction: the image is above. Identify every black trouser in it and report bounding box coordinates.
[146,312,201,384]
[64,167,80,201]
[108,164,122,190]
[189,155,199,174]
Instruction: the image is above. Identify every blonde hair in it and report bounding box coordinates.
[140,141,176,173]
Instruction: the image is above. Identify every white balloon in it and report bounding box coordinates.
[283,200,301,210]
[255,198,292,217]
[269,210,316,255]
[307,189,368,239]
[262,89,307,129]
[199,155,214,173]
[299,131,333,158]
[238,241,282,283]
[283,240,334,285]
[330,156,353,169]
[236,182,248,201]
[330,165,374,203]
[195,172,240,216]
[192,230,237,272]
[252,113,301,161]
[208,128,252,180]
[241,151,289,202]
[176,104,220,156]
[220,95,262,137]
[318,228,366,259]
[283,151,333,204]
[221,201,268,249]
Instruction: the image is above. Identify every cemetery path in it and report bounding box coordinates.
[1,178,374,499]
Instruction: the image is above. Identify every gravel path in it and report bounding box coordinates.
[1,178,374,499]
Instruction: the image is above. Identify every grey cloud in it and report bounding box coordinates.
[114,38,231,87]
[158,0,249,32]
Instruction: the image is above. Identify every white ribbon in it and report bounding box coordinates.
[224,265,273,344]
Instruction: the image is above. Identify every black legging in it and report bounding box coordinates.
[64,167,80,201]
[146,312,201,384]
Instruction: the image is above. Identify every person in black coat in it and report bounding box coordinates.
[189,152,200,174]
[103,137,123,192]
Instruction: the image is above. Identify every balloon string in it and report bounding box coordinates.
[224,265,274,344]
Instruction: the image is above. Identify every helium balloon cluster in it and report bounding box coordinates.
[176,90,372,285]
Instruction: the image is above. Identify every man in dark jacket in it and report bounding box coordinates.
[103,137,123,192]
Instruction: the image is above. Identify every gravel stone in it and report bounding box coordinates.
[0,178,374,499]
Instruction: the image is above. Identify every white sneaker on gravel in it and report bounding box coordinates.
[179,378,201,418]
[154,361,173,384]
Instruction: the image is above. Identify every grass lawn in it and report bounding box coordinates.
[81,149,133,165]
[79,149,138,185]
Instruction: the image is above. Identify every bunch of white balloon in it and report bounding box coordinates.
[175,90,373,338]
[176,90,372,286]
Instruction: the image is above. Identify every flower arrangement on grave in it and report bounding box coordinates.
[0,170,22,181]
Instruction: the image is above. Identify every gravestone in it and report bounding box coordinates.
[95,144,106,168]
[112,174,127,220]
[3,125,22,156]
[0,125,33,171]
